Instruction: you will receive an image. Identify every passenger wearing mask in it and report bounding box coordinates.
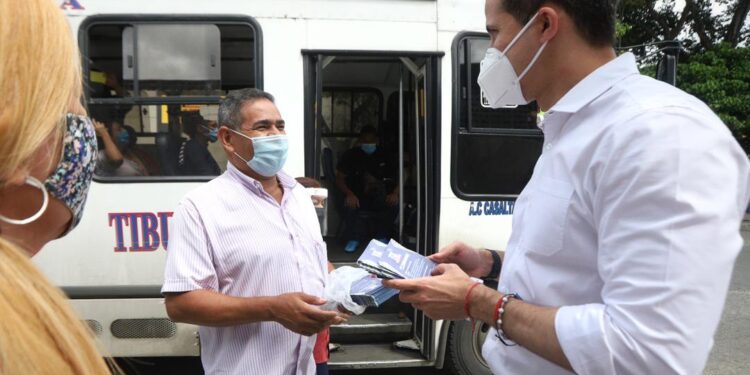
[336,126,398,252]
[95,118,151,177]
[177,113,221,176]
[163,88,347,375]
[0,0,118,373]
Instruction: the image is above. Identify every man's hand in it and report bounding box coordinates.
[383,264,475,320]
[429,241,493,278]
[93,119,108,137]
[345,193,360,209]
[105,72,121,89]
[386,191,399,206]
[270,293,347,336]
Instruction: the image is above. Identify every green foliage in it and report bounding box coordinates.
[616,0,750,153]
[677,44,750,152]
[615,21,633,40]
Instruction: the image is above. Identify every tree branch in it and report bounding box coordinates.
[668,3,692,40]
[684,0,714,50]
[726,0,750,46]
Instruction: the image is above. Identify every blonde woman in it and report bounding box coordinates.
[0,0,116,373]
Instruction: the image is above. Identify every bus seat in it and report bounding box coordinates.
[155,132,184,176]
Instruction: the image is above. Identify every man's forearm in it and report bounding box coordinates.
[100,135,124,166]
[336,173,354,196]
[165,289,275,327]
[470,286,572,371]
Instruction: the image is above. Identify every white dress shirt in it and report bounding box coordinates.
[162,163,327,375]
[483,53,750,375]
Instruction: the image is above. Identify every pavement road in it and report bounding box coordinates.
[334,230,750,375]
[703,229,750,375]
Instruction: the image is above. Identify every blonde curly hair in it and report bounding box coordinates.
[0,1,116,374]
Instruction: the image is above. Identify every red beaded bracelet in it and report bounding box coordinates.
[491,296,505,324]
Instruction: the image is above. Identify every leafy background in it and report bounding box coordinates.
[617,0,750,152]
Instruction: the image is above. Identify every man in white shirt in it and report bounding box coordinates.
[384,1,750,374]
[162,89,345,375]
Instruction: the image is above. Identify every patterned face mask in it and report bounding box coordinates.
[44,114,98,234]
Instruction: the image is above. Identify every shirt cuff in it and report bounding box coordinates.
[555,304,615,375]
[161,278,211,294]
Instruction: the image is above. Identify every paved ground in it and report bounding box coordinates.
[703,229,750,375]
[334,229,750,375]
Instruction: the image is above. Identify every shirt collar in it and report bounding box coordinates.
[548,53,640,114]
[226,162,297,195]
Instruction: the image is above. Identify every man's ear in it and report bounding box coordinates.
[537,6,559,43]
[219,126,235,154]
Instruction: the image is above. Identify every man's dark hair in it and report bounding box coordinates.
[218,88,275,130]
[359,126,378,138]
[181,112,206,138]
[501,0,619,47]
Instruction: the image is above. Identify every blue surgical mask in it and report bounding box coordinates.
[202,126,218,143]
[230,129,289,177]
[361,143,377,155]
[116,130,130,148]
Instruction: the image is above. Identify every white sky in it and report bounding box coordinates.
[670,0,727,16]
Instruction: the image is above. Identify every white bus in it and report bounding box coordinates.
[38,0,545,373]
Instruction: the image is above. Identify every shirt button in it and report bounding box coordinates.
[545,143,552,150]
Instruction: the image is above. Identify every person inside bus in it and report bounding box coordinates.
[162,88,348,375]
[335,126,398,253]
[0,0,119,373]
[95,118,150,177]
[89,68,127,98]
[177,112,221,176]
[384,1,750,375]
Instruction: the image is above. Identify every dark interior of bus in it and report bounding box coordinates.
[303,52,445,364]
[315,57,421,263]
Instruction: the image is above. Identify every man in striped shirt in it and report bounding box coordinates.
[162,88,345,375]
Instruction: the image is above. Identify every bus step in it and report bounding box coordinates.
[328,342,431,370]
[330,313,412,344]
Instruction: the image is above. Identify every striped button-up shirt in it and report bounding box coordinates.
[162,163,328,375]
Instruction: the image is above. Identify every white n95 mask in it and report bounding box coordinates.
[477,12,548,108]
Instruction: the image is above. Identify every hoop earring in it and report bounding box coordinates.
[0,176,49,225]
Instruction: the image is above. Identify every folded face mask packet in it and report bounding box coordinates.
[357,239,436,280]
[349,276,399,308]
[321,265,401,313]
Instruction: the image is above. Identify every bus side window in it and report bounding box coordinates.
[83,17,261,180]
[450,33,543,200]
